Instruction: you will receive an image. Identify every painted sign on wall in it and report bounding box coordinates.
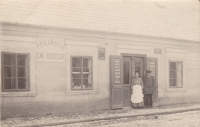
[98,47,105,60]
[35,38,66,62]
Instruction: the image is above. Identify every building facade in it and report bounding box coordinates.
[1,0,200,118]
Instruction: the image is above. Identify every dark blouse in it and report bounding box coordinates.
[132,77,143,88]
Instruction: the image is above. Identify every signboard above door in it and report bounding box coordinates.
[35,37,66,62]
[154,48,162,54]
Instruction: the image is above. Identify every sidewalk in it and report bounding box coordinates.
[1,103,200,127]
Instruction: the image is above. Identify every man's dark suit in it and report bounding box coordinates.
[144,75,155,107]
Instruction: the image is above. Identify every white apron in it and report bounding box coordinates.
[131,85,144,103]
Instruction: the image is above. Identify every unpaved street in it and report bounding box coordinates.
[50,110,200,127]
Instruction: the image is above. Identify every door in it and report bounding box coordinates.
[122,56,145,107]
[110,55,123,109]
[110,55,149,109]
[147,57,158,106]
[122,57,132,107]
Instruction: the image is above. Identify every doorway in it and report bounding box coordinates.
[122,56,145,107]
[110,55,158,109]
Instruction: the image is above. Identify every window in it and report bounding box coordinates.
[169,61,183,88]
[1,52,30,92]
[71,56,92,90]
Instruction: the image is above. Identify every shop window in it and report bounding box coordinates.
[71,56,92,90]
[1,52,30,92]
[169,61,183,88]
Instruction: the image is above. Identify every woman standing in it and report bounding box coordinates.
[131,71,144,108]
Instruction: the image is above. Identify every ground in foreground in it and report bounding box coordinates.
[47,110,200,127]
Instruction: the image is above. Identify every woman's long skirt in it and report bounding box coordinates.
[131,85,144,108]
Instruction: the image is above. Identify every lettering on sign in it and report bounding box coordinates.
[115,72,120,75]
[154,48,162,54]
[35,38,65,62]
[115,81,120,83]
[113,58,121,84]
[149,60,156,76]
[115,76,120,78]
[36,40,65,51]
[186,50,200,68]
[115,66,120,68]
[115,69,120,71]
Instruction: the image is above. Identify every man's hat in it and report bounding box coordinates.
[146,70,152,73]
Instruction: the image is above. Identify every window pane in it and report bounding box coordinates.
[18,67,28,77]
[135,62,141,77]
[176,62,182,71]
[170,62,176,70]
[4,78,15,89]
[170,79,176,87]
[18,78,28,89]
[176,79,182,87]
[72,79,81,90]
[71,56,93,90]
[83,68,91,72]
[176,71,182,79]
[83,73,91,79]
[83,58,92,68]
[170,70,176,78]
[83,79,92,89]
[72,68,81,72]
[72,58,81,67]
[72,73,81,78]
[4,67,15,77]
[4,54,15,65]
[17,55,28,66]
[123,61,130,84]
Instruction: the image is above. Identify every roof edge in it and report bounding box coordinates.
[1,21,200,44]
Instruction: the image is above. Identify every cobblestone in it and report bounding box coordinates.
[1,103,200,127]
[46,110,200,127]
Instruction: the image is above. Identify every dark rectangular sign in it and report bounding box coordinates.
[98,47,105,60]
[154,48,162,54]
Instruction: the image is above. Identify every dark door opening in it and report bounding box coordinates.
[122,56,145,107]
[110,54,158,109]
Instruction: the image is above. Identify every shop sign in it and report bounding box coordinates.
[149,61,156,76]
[114,59,121,84]
[98,47,105,60]
[35,38,65,62]
[154,48,162,54]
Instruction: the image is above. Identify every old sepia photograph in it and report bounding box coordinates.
[0,0,200,127]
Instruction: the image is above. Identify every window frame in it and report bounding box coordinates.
[1,52,30,92]
[169,60,183,88]
[70,56,93,91]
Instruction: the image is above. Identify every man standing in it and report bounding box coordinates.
[144,70,155,108]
